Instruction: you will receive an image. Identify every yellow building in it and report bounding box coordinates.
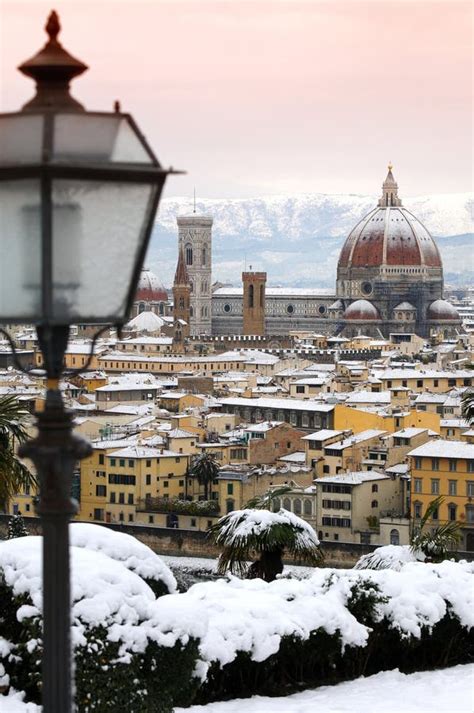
[79,440,189,525]
[195,442,249,466]
[408,439,474,552]
[333,403,440,435]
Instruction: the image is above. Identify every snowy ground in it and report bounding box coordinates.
[175,665,474,713]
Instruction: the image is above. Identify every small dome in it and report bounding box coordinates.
[126,311,165,333]
[427,299,460,321]
[344,299,380,321]
[394,302,416,311]
[136,269,168,302]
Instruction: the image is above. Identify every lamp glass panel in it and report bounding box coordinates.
[0,179,42,320]
[0,115,44,164]
[51,179,155,322]
[53,115,153,164]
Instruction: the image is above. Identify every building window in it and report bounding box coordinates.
[202,246,207,266]
[448,504,457,522]
[128,460,134,467]
[413,478,422,494]
[96,485,106,497]
[119,512,124,522]
[248,284,254,308]
[414,501,422,518]
[296,385,305,394]
[466,481,474,497]
[390,529,400,545]
[224,303,231,313]
[371,500,378,508]
[283,497,291,511]
[110,492,116,503]
[128,494,134,505]
[146,459,152,467]
[431,479,440,495]
[304,499,312,516]
[146,474,151,486]
[431,458,439,471]
[414,457,422,470]
[227,483,234,495]
[93,509,104,521]
[431,506,439,520]
[185,244,193,265]
[372,484,378,493]
[449,459,457,472]
[465,505,474,524]
[226,499,234,514]
[119,459,125,468]
[163,481,169,488]
[148,515,154,524]
[467,461,474,473]
[118,493,125,504]
[287,304,294,314]
[110,458,116,466]
[99,454,105,465]
[128,514,134,522]
[294,499,302,514]
[190,518,197,527]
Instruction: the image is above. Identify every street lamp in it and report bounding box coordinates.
[0,11,177,711]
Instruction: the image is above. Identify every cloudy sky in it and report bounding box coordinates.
[1,0,472,200]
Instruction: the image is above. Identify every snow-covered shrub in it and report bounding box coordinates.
[354,545,424,571]
[0,537,198,712]
[70,523,177,597]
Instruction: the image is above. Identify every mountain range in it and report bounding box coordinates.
[147,192,473,289]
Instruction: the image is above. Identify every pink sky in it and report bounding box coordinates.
[1,0,472,199]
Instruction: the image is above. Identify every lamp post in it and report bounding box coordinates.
[0,12,176,711]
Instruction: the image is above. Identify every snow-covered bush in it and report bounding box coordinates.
[0,537,198,712]
[354,545,424,571]
[69,523,177,597]
[6,515,28,540]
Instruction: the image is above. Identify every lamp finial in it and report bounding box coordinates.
[46,10,61,42]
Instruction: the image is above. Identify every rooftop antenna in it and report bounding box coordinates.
[193,187,196,214]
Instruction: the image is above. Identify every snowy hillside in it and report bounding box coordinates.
[148,192,473,288]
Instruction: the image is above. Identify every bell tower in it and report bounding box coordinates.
[173,246,191,343]
[242,270,266,335]
[177,209,213,336]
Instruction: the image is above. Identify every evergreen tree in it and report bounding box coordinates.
[7,513,29,539]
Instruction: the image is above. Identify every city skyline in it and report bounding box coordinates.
[1,0,472,200]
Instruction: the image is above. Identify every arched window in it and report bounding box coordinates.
[138,302,146,314]
[189,306,193,317]
[202,247,207,266]
[185,244,193,265]
[190,281,193,293]
[259,284,264,307]
[371,500,378,508]
[293,498,302,515]
[283,497,291,511]
[390,529,400,546]
[272,498,281,512]
[372,484,378,493]
[248,284,254,308]
[178,297,184,309]
[159,302,164,315]
[304,499,312,516]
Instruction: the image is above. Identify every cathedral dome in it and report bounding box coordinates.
[344,299,380,321]
[338,167,442,270]
[427,299,460,321]
[136,269,168,302]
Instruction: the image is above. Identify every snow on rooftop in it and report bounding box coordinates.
[316,471,389,485]
[246,421,284,432]
[408,439,474,460]
[219,397,335,412]
[301,429,344,441]
[278,451,306,463]
[324,430,386,450]
[392,428,428,438]
[346,391,391,404]
[107,446,183,459]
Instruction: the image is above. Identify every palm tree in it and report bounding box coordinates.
[461,388,474,425]
[411,496,461,562]
[0,394,36,512]
[209,486,323,582]
[189,451,220,501]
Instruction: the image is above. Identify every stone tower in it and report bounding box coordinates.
[177,214,213,335]
[242,271,266,335]
[172,246,191,342]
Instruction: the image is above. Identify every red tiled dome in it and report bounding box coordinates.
[135,269,168,302]
[427,299,460,321]
[338,169,442,270]
[344,299,380,321]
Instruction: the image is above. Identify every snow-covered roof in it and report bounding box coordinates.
[167,428,196,438]
[316,471,389,485]
[245,421,284,433]
[392,428,428,439]
[107,446,184,459]
[278,451,306,463]
[408,440,474,460]
[323,430,387,451]
[301,429,344,441]
[218,397,335,413]
[346,391,391,404]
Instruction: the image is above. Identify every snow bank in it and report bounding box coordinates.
[0,689,40,713]
[175,664,474,713]
[70,523,176,594]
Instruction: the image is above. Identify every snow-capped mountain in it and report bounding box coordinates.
[147,192,473,288]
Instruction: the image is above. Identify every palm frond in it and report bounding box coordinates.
[245,485,293,510]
